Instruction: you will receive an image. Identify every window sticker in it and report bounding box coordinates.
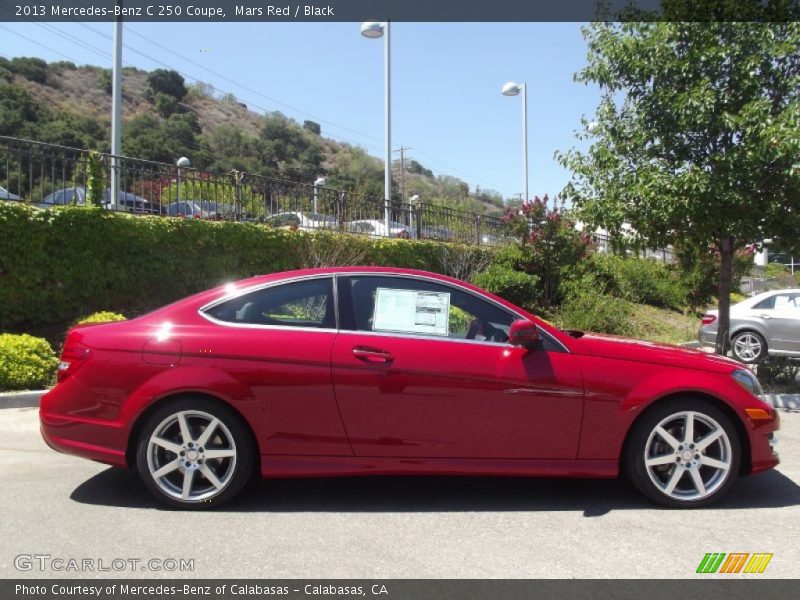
[372,288,451,336]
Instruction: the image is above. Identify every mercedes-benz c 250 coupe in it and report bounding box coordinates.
[40,268,780,509]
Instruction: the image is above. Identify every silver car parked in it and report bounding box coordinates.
[699,289,800,363]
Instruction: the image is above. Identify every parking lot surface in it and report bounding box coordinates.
[1,407,798,579]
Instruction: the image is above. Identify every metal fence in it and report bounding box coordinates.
[0,135,512,246]
[591,231,674,264]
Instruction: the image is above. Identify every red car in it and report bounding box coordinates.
[41,267,779,509]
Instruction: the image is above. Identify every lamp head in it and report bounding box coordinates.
[176,157,191,168]
[501,81,522,96]
[360,21,385,38]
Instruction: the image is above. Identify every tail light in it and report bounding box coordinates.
[57,339,91,383]
[701,314,717,326]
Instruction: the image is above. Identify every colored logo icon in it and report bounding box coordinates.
[696,553,773,574]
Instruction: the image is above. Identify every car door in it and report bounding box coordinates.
[331,274,585,459]
[760,293,800,353]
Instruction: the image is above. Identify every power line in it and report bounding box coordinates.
[0,25,81,63]
[1,18,516,196]
[76,21,513,193]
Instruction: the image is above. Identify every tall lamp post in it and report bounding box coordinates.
[313,177,326,214]
[502,81,528,203]
[361,20,391,234]
[176,156,190,214]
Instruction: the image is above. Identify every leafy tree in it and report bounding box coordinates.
[8,57,48,84]
[559,15,800,354]
[502,195,592,308]
[408,159,434,178]
[0,83,44,136]
[154,92,178,117]
[146,69,187,101]
[122,113,210,167]
[303,120,321,135]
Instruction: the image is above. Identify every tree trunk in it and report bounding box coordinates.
[715,237,735,355]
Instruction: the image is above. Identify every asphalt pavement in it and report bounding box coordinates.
[0,407,798,579]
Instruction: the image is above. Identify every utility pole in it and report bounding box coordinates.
[394,146,412,203]
[110,0,123,209]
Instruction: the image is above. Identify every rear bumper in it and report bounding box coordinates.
[698,327,718,347]
[39,380,130,468]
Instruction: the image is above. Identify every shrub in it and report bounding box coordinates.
[154,92,178,117]
[473,265,540,309]
[0,203,493,333]
[0,334,58,391]
[146,69,187,101]
[72,311,127,327]
[756,357,800,391]
[8,57,48,84]
[586,254,686,310]
[555,289,635,336]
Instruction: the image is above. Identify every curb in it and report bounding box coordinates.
[0,390,46,409]
[762,394,800,411]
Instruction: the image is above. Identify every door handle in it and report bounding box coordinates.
[352,346,394,363]
[759,314,772,319]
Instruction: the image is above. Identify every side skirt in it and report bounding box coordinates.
[259,456,618,479]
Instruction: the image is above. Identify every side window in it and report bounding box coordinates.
[204,278,334,329]
[774,294,800,311]
[342,276,514,343]
[754,296,776,310]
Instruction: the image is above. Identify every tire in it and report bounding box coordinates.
[624,399,741,508]
[731,330,767,364]
[135,397,255,509]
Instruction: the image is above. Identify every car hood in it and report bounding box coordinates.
[572,331,739,373]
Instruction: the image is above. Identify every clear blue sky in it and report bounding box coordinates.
[0,21,601,200]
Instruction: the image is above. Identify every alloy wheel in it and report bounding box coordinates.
[643,410,733,502]
[732,333,764,363]
[146,410,237,503]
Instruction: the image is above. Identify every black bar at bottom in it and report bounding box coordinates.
[4,580,798,600]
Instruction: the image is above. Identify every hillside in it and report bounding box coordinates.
[0,57,505,215]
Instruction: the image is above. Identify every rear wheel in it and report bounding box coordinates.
[135,398,254,509]
[731,331,767,364]
[624,399,741,508]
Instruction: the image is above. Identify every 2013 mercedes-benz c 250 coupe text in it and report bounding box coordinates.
[41,268,780,509]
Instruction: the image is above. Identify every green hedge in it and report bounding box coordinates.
[72,311,127,327]
[472,264,540,310]
[0,203,492,333]
[584,254,687,310]
[0,333,58,391]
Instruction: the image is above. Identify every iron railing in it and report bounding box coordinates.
[0,135,511,246]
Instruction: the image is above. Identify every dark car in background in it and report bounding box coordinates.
[38,187,157,214]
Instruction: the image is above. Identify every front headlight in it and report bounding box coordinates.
[732,369,763,397]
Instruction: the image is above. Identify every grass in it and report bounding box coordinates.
[627,304,699,345]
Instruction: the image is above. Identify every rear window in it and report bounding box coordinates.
[204,278,335,329]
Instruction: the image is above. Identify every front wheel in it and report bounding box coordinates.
[135,398,254,509]
[624,399,741,508]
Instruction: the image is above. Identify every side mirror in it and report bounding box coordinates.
[509,319,540,349]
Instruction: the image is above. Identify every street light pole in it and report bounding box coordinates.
[361,21,392,235]
[502,81,528,203]
[110,6,123,209]
[313,177,326,214]
[176,156,190,214]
